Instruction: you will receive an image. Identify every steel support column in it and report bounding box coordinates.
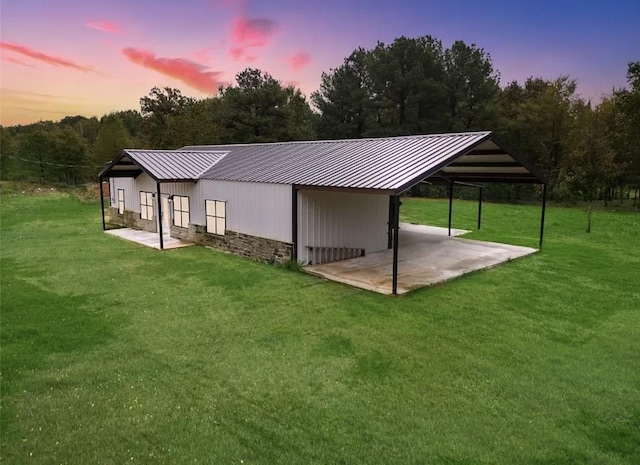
[392,195,400,295]
[448,181,453,236]
[99,176,106,231]
[477,186,483,230]
[291,185,298,261]
[387,195,394,249]
[539,183,547,249]
[156,182,164,250]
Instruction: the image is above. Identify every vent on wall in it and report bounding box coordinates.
[307,246,365,265]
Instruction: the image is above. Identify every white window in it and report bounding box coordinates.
[117,189,125,214]
[140,191,154,220]
[205,200,226,235]
[173,195,190,228]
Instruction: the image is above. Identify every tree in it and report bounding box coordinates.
[113,110,144,143]
[93,114,133,168]
[140,87,193,148]
[217,68,316,143]
[165,98,223,147]
[312,49,371,139]
[560,100,618,230]
[609,62,640,202]
[17,128,55,184]
[50,125,89,184]
[361,36,448,135]
[313,36,503,139]
[497,76,581,198]
[0,126,19,180]
[443,41,500,131]
[59,115,101,147]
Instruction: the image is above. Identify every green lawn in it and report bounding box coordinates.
[1,193,639,464]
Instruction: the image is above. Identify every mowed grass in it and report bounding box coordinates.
[1,193,639,464]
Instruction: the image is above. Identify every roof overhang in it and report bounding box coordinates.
[293,184,395,195]
[99,153,146,180]
[99,150,200,182]
[395,134,547,194]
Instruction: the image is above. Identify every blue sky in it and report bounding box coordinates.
[1,0,638,125]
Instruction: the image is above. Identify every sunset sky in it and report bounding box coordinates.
[1,0,638,126]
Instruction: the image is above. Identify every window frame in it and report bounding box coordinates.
[117,189,125,214]
[173,195,190,228]
[205,199,226,236]
[140,191,154,221]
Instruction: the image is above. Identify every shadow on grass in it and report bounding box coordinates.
[1,258,122,381]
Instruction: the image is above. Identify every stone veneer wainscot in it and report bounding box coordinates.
[108,207,156,233]
[170,223,292,264]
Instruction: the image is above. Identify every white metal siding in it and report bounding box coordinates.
[298,191,388,263]
[109,176,291,242]
[110,178,135,209]
[197,180,291,242]
[149,179,201,224]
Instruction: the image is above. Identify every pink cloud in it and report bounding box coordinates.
[228,15,277,61]
[228,47,257,63]
[232,16,277,47]
[229,47,245,60]
[284,52,311,72]
[2,56,36,67]
[87,20,122,34]
[0,41,96,73]
[191,47,215,64]
[122,48,222,93]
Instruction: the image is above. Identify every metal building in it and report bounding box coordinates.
[99,131,547,294]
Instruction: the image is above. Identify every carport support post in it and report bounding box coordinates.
[477,186,483,230]
[156,182,164,250]
[291,185,298,261]
[99,176,106,231]
[387,195,394,249]
[392,195,400,295]
[539,183,547,249]
[448,181,453,236]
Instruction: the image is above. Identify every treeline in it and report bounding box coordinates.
[1,36,638,206]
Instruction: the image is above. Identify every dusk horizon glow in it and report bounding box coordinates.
[1,0,638,126]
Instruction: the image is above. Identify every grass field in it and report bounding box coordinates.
[1,192,639,464]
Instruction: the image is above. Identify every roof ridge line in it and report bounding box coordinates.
[181,131,492,150]
[195,151,229,179]
[125,148,229,154]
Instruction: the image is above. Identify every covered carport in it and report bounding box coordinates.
[297,133,547,295]
[306,223,537,295]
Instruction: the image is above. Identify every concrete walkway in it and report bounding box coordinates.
[305,223,537,295]
[105,228,194,250]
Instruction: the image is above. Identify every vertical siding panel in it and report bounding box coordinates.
[116,178,136,211]
[298,191,388,257]
[197,180,291,242]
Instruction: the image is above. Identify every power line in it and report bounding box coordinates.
[0,154,103,169]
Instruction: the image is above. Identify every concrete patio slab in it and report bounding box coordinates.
[105,228,194,250]
[305,223,537,295]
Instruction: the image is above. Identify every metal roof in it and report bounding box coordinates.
[99,132,546,192]
[99,150,227,182]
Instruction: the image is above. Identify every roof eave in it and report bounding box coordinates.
[99,149,161,182]
[392,132,495,195]
[489,135,548,184]
[98,150,128,179]
[293,183,395,195]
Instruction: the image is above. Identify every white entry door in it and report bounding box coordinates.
[161,194,171,231]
